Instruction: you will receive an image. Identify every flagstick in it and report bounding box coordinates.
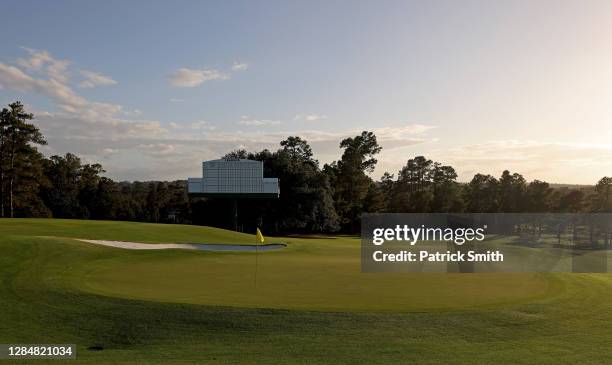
[254,230,259,288]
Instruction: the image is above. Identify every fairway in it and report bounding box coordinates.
[2,218,612,364]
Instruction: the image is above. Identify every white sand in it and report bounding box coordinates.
[77,239,285,251]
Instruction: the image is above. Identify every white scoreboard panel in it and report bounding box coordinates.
[188,158,279,198]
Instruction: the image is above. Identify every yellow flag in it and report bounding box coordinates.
[256,228,265,243]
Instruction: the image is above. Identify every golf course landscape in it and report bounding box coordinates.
[1,218,612,364]
[4,1,612,363]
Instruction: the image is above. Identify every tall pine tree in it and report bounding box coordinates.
[0,102,47,217]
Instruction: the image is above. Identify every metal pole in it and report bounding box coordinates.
[254,230,259,287]
[231,198,238,231]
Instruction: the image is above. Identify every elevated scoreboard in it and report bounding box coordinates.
[188,158,279,198]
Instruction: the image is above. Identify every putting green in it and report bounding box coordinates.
[72,232,562,312]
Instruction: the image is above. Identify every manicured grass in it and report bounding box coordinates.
[80,239,561,312]
[0,218,257,244]
[1,218,612,364]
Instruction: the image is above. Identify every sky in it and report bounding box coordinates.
[1,0,612,184]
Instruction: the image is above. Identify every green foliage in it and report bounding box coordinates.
[0,101,48,218]
[554,189,585,213]
[465,174,500,212]
[332,131,382,231]
[41,153,88,218]
[498,170,527,212]
[526,180,553,212]
[387,156,461,213]
[593,177,612,212]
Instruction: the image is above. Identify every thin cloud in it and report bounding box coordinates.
[0,62,121,121]
[137,143,178,157]
[17,47,70,83]
[79,70,117,88]
[294,114,328,122]
[237,116,282,126]
[123,109,142,116]
[168,67,228,87]
[190,120,216,130]
[231,62,249,71]
[101,148,118,155]
[0,48,123,121]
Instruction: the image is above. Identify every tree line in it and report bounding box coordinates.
[1,101,611,233]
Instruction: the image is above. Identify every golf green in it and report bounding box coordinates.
[79,238,561,312]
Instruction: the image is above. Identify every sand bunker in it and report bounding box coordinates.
[78,239,286,251]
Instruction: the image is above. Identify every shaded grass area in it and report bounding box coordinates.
[1,219,612,364]
[0,218,258,244]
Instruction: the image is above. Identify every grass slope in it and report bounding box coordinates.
[0,218,256,243]
[1,219,611,364]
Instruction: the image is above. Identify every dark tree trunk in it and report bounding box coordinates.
[8,133,16,218]
[9,177,13,218]
[0,134,4,218]
[0,168,3,218]
[9,146,14,218]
